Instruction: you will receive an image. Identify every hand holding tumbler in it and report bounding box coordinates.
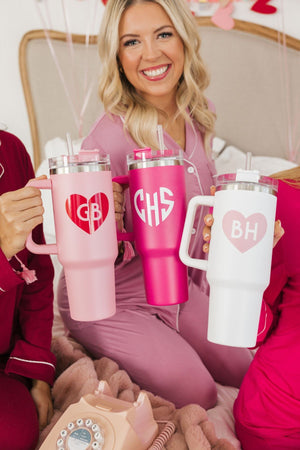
[180,169,278,347]
[115,148,189,306]
[26,151,118,322]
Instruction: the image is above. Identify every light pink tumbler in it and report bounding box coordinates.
[26,151,118,321]
[115,148,188,306]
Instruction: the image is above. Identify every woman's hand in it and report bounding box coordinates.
[273,219,285,246]
[0,176,46,259]
[30,379,53,430]
[202,185,215,253]
[202,213,214,253]
[202,216,285,253]
[113,182,125,232]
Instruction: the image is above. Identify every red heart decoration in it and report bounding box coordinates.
[65,193,109,234]
[251,0,277,14]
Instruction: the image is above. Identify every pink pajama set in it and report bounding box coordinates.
[0,131,56,450]
[58,113,253,409]
[234,180,300,449]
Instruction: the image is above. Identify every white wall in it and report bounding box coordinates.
[0,0,299,162]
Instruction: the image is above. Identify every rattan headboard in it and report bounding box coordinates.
[19,18,300,170]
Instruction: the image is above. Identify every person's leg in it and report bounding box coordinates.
[179,281,253,387]
[60,304,217,409]
[0,372,39,450]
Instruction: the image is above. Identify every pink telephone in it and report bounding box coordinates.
[40,381,173,449]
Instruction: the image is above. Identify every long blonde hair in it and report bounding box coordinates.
[98,0,215,154]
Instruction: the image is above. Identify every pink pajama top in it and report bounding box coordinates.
[234,179,300,445]
[81,112,216,329]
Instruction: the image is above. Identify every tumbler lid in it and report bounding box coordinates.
[49,150,110,174]
[215,170,278,195]
[127,148,183,169]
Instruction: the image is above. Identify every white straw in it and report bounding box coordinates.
[157,125,165,153]
[245,152,252,170]
[66,132,74,156]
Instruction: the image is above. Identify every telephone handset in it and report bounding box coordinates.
[40,381,159,449]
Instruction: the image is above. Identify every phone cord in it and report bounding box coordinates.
[148,421,176,449]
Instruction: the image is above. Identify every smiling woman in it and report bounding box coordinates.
[118,2,185,147]
[97,0,215,153]
[57,0,254,411]
[118,3,184,106]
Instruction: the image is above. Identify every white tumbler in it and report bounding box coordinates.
[179,169,278,347]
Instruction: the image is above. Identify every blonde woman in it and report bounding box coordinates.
[58,0,253,409]
[234,167,300,449]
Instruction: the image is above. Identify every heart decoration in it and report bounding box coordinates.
[222,210,267,253]
[65,193,109,234]
[211,2,235,31]
[251,0,277,14]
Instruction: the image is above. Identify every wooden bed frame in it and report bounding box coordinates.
[19,18,300,170]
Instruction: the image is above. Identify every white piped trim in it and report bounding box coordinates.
[9,357,55,370]
[257,302,267,338]
[0,287,6,292]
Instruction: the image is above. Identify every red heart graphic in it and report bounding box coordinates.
[65,193,109,234]
[251,0,277,14]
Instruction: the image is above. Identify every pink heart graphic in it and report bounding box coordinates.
[222,210,267,253]
[251,0,277,14]
[65,193,109,234]
[211,3,234,30]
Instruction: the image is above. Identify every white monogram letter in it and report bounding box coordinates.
[146,192,159,227]
[160,187,174,222]
[134,189,146,222]
[245,221,258,241]
[231,220,243,238]
[90,203,102,221]
[77,203,89,221]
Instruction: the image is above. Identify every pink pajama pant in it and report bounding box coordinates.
[0,371,39,450]
[58,278,253,409]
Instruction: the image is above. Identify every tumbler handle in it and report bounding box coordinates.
[25,179,58,255]
[179,195,215,271]
[112,175,134,241]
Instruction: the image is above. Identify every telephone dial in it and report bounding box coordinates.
[40,381,161,449]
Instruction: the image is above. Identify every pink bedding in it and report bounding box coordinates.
[37,335,241,449]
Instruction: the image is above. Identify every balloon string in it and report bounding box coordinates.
[277,0,296,162]
[44,0,53,29]
[61,0,81,127]
[78,0,100,137]
[35,1,80,130]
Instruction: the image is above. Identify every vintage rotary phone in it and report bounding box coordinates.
[40,381,174,449]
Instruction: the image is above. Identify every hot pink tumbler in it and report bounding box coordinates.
[115,148,188,306]
[26,151,118,321]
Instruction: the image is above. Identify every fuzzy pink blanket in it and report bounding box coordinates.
[37,336,235,449]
